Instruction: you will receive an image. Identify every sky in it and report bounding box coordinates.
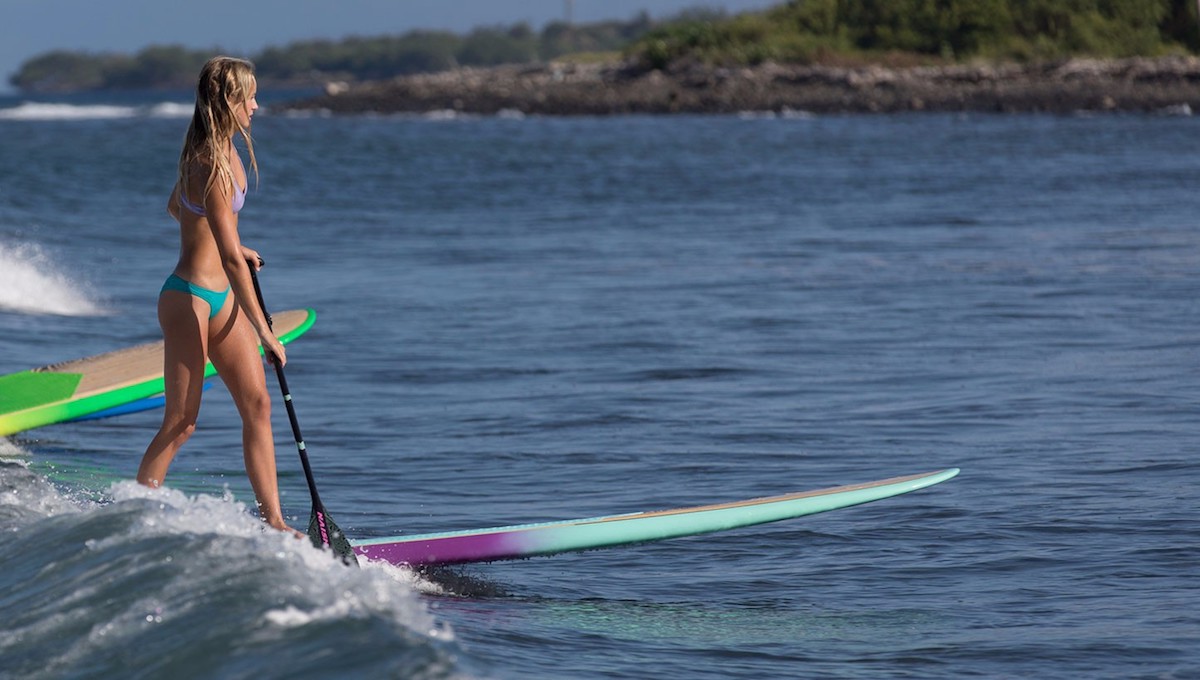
[0,0,781,93]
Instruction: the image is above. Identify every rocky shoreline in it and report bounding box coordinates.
[280,56,1200,116]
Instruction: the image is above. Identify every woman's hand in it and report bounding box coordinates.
[242,245,264,270]
[260,332,287,367]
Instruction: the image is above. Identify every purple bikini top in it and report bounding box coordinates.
[178,180,246,216]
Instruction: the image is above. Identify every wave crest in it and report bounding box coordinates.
[0,471,458,677]
[0,101,193,121]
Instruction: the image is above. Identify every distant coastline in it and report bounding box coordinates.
[280,56,1200,116]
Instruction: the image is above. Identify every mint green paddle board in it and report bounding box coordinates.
[354,468,960,566]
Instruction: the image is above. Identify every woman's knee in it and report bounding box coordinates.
[163,415,199,445]
[239,388,272,423]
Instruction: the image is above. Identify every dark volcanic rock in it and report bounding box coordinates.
[283,57,1200,116]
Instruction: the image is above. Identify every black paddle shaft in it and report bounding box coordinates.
[247,261,357,566]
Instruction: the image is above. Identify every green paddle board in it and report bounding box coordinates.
[0,308,315,436]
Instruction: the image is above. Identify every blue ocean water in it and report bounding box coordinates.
[1,92,1198,678]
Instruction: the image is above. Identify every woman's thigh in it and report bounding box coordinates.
[158,290,209,419]
[207,302,270,415]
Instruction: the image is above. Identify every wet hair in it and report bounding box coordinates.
[178,56,258,208]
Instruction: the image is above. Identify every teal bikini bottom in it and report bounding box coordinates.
[161,273,230,319]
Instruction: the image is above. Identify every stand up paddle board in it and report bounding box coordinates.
[66,383,215,423]
[353,468,959,567]
[0,308,316,436]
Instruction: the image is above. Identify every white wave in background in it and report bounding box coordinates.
[0,102,137,120]
[147,102,194,118]
[0,101,192,121]
[0,240,106,316]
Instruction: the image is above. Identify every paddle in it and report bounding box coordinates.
[248,260,358,566]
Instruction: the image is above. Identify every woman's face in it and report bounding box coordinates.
[236,79,258,128]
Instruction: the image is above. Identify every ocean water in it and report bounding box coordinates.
[1,92,1198,679]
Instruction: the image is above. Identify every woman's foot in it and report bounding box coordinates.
[264,515,305,539]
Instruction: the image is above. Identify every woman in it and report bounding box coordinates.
[138,56,294,533]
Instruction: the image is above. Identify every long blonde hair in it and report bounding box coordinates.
[178,56,258,206]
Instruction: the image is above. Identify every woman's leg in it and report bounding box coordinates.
[138,291,208,487]
[207,300,290,530]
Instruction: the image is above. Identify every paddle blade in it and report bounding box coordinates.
[307,506,359,567]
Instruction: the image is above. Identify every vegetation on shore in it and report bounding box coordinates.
[11,1,1200,93]
[629,0,1200,70]
[9,15,656,92]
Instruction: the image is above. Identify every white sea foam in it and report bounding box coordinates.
[364,556,448,595]
[0,102,138,121]
[103,480,452,639]
[0,438,29,458]
[737,108,817,120]
[0,475,455,675]
[0,240,106,316]
[280,107,333,119]
[146,102,194,118]
[0,101,192,121]
[0,454,92,519]
[421,109,481,121]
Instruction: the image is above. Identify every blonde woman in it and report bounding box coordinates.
[138,56,294,533]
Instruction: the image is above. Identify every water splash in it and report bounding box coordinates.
[0,471,461,678]
[0,240,105,316]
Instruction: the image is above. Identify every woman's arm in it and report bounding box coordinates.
[200,171,287,365]
[240,244,263,270]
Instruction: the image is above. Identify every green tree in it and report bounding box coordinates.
[1161,0,1200,49]
[14,1,1199,92]
[457,25,539,65]
[106,46,208,88]
[10,51,109,91]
